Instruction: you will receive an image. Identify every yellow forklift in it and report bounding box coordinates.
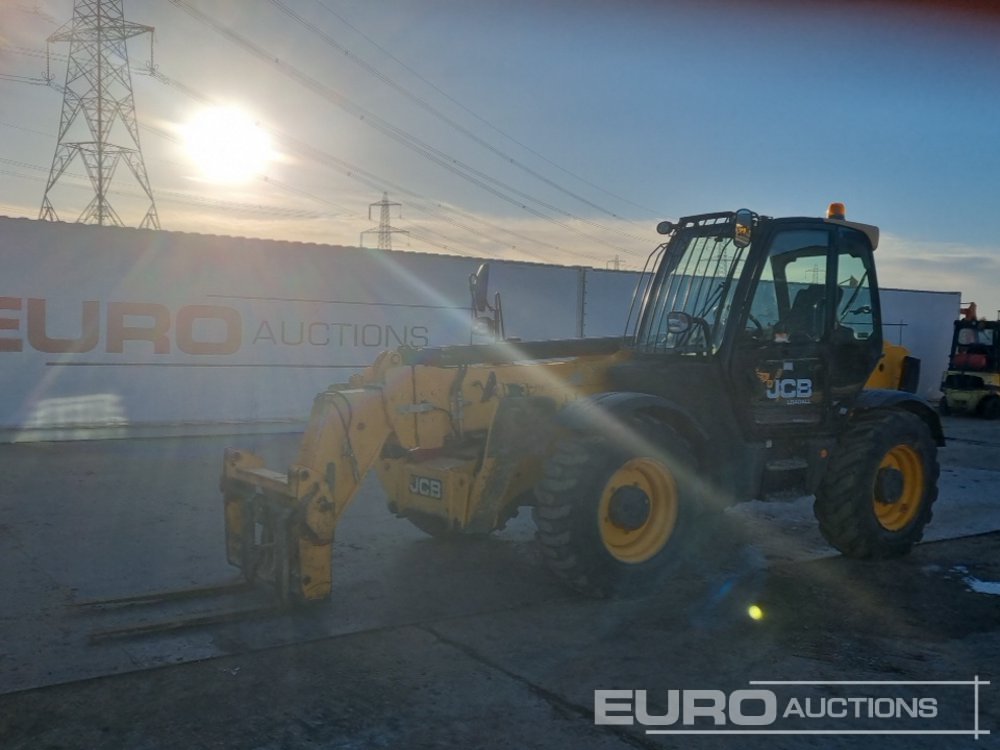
[940,302,1000,419]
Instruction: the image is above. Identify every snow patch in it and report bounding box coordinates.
[964,576,1000,596]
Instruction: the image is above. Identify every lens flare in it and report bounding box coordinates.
[747,604,764,621]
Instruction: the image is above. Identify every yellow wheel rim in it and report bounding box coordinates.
[597,457,678,563]
[873,445,924,531]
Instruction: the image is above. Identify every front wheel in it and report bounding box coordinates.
[814,410,939,559]
[533,419,702,596]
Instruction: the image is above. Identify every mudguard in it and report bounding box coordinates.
[555,391,711,457]
[853,389,945,446]
[553,391,755,507]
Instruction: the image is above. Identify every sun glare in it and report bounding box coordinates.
[181,106,272,184]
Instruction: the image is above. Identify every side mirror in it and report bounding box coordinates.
[468,263,505,342]
[470,263,490,312]
[656,220,675,236]
[666,311,692,335]
[734,208,753,248]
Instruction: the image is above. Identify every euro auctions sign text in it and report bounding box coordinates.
[595,678,990,739]
[0,297,431,357]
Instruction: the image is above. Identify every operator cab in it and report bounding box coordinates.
[626,203,883,435]
[949,321,998,373]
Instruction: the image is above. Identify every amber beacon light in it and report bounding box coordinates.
[827,202,846,220]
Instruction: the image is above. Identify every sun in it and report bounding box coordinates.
[181,106,272,184]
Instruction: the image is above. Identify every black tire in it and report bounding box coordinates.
[814,410,938,559]
[533,418,702,597]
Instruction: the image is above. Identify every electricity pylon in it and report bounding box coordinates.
[39,0,159,229]
[360,192,408,250]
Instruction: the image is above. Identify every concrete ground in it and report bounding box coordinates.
[0,416,997,748]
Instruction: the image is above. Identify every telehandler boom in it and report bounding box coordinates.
[221,204,943,603]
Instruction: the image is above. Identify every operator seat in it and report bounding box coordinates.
[785,284,841,341]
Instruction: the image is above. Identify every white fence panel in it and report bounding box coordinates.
[581,268,642,337]
[0,219,580,440]
[880,287,961,399]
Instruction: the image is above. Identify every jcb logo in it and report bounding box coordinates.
[766,378,813,401]
[409,475,443,499]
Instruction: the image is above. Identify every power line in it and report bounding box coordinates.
[3,11,647,262]
[166,0,645,257]
[0,155,331,220]
[149,70,563,258]
[311,0,660,218]
[4,95,498,246]
[269,0,651,229]
[6,59,616,262]
[0,43,67,62]
[5,73,589,259]
[133,118,361,218]
[402,227,486,258]
[18,2,58,24]
[0,72,50,85]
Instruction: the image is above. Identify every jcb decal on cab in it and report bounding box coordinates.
[766,378,813,401]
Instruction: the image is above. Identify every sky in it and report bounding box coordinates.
[1,0,999,317]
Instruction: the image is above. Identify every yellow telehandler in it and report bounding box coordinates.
[221,204,942,603]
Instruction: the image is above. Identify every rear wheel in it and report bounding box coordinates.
[533,418,701,596]
[814,410,938,558]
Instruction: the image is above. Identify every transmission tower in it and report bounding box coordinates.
[39,0,159,229]
[360,192,408,250]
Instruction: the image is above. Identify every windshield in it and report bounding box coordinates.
[956,325,996,348]
[635,227,750,354]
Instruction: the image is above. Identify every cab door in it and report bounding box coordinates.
[729,223,881,436]
[732,226,831,432]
